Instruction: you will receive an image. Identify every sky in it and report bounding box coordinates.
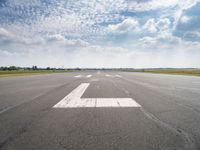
[0,0,200,68]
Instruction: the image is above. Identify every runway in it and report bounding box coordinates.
[0,71,200,150]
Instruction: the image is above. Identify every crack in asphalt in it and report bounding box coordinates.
[0,78,80,116]
[1,74,199,150]
[0,79,80,149]
[122,76,200,116]
[114,76,198,150]
[140,107,197,150]
[0,124,29,149]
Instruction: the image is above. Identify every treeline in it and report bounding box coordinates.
[0,66,74,71]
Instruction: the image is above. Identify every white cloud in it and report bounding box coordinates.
[183,31,200,41]
[2,0,126,39]
[127,0,179,12]
[1,0,200,68]
[0,28,16,41]
[1,41,200,68]
[141,18,172,39]
[177,0,200,10]
[6,0,41,7]
[0,28,25,44]
[126,0,199,33]
[134,30,200,53]
[109,17,171,36]
[0,28,12,37]
[187,31,200,38]
[127,0,200,12]
[143,19,157,33]
[156,18,171,31]
[1,26,200,68]
[46,34,89,47]
[180,16,191,24]
[169,0,199,30]
[108,18,139,34]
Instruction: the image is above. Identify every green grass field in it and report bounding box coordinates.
[0,70,69,77]
[135,69,200,76]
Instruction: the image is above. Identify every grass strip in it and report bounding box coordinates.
[0,70,69,77]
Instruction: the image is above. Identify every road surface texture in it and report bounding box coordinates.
[0,71,200,150]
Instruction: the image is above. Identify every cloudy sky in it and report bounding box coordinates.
[0,0,200,68]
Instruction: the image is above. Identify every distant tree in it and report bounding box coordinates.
[75,67,81,71]
[32,66,38,70]
[9,66,18,70]
[0,67,8,71]
[46,67,51,70]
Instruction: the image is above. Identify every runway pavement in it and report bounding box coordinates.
[0,71,200,150]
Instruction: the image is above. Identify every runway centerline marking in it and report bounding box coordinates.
[86,75,92,78]
[53,83,141,108]
[115,75,122,78]
[74,75,82,78]
[105,74,111,77]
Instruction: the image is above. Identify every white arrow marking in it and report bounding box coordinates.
[53,83,141,108]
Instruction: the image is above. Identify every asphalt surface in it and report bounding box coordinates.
[0,71,200,150]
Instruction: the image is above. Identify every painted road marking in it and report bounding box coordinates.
[74,75,82,78]
[53,83,89,108]
[53,83,141,108]
[105,74,111,77]
[86,75,92,78]
[105,74,122,78]
[115,75,122,78]
[74,75,92,78]
[90,79,99,82]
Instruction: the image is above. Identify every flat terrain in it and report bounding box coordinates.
[0,71,200,150]
[0,70,69,77]
[127,68,200,76]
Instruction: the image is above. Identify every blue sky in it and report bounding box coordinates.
[0,0,200,68]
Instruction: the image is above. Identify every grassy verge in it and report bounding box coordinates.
[124,69,200,77]
[0,70,69,77]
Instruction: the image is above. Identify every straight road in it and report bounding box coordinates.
[0,71,200,150]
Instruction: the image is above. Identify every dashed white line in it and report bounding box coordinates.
[86,75,92,78]
[74,75,82,78]
[105,74,111,77]
[115,75,122,78]
[53,83,141,108]
[105,74,122,78]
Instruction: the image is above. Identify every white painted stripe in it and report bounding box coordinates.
[53,83,141,108]
[86,75,92,78]
[74,75,82,78]
[117,98,141,107]
[54,98,140,108]
[96,98,119,107]
[53,83,89,108]
[105,74,111,77]
[115,75,122,78]
[81,98,96,107]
